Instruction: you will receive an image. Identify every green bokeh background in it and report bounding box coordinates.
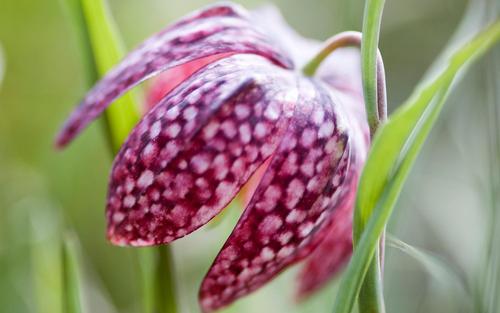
[0,0,498,312]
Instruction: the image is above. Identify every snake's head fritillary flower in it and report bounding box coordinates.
[56,3,369,312]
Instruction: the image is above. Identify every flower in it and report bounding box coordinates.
[56,3,370,312]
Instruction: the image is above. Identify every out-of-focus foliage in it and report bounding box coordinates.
[1,0,499,313]
[0,44,4,87]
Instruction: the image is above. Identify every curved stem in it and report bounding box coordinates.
[302,31,387,125]
[302,7,387,313]
[303,30,387,313]
[358,0,387,312]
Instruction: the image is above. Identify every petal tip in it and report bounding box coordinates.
[106,229,158,247]
[54,116,81,149]
[54,133,69,150]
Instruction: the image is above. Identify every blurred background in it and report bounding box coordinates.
[0,0,498,312]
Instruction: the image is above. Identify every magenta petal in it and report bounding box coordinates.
[106,55,298,246]
[198,79,352,312]
[295,163,357,298]
[296,87,370,297]
[55,3,292,148]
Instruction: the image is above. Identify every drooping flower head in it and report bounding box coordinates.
[56,3,370,312]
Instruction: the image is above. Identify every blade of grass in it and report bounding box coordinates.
[333,20,500,313]
[60,0,177,312]
[481,7,500,312]
[30,203,63,313]
[62,233,84,313]
[386,235,470,303]
[421,0,488,84]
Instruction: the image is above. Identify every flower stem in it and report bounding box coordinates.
[357,1,387,313]
[62,0,178,312]
[302,31,387,135]
[139,246,178,313]
[303,3,388,313]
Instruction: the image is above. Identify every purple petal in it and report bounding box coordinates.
[106,55,297,246]
[199,79,352,312]
[295,157,357,298]
[296,87,370,297]
[55,3,292,148]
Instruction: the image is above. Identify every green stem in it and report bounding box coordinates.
[302,15,388,313]
[357,1,387,313]
[302,19,388,313]
[302,31,387,132]
[139,247,178,313]
[302,4,388,313]
[156,247,177,313]
[360,0,387,133]
[62,0,177,312]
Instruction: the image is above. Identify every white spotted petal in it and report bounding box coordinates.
[106,55,298,247]
[199,79,353,312]
[55,3,371,312]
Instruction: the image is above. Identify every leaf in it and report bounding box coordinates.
[62,232,84,313]
[332,20,500,313]
[356,19,500,242]
[61,0,140,152]
[386,235,470,301]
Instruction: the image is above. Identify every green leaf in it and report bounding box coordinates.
[61,0,140,152]
[332,20,500,313]
[62,233,84,313]
[356,20,500,235]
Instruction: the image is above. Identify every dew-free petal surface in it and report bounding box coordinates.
[199,79,352,312]
[56,3,292,147]
[106,55,298,246]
